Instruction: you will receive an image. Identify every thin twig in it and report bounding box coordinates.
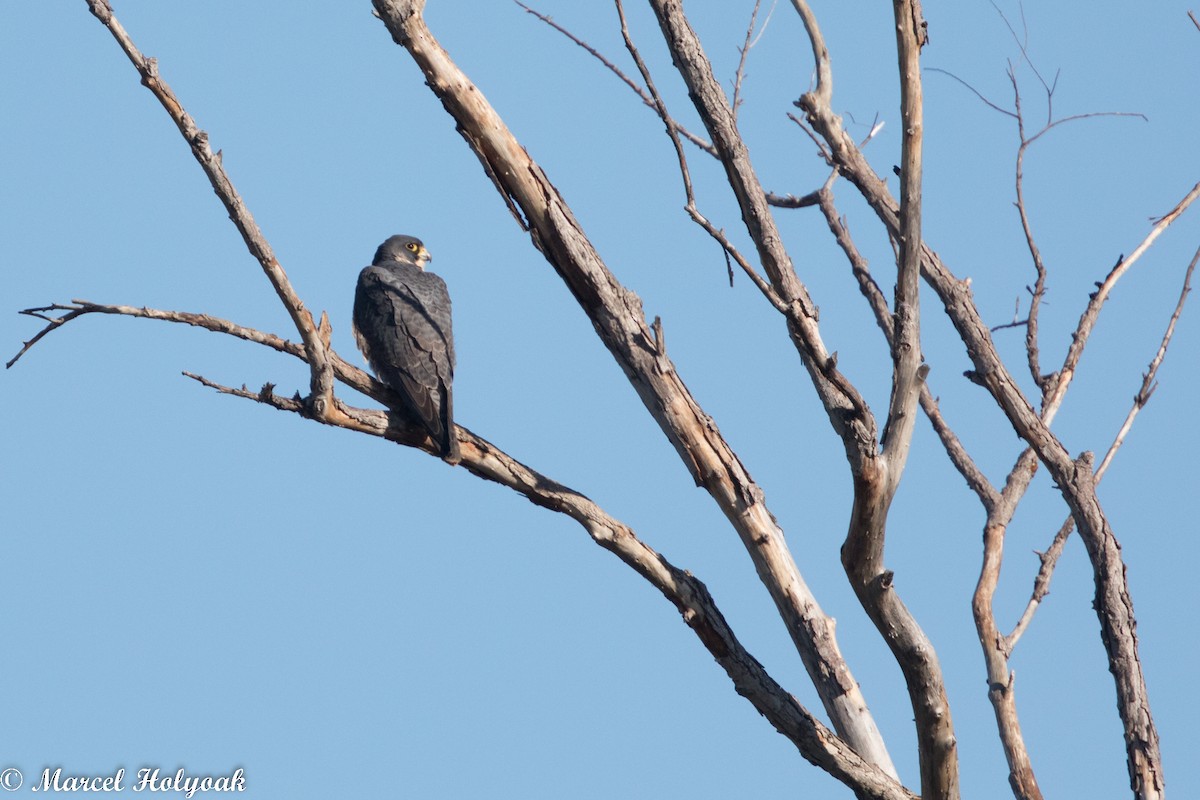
[1022,110,1148,148]
[990,317,1031,333]
[514,0,842,211]
[8,306,85,369]
[925,67,1017,118]
[1009,67,1048,391]
[1039,180,1200,427]
[10,299,389,413]
[514,0,717,157]
[991,0,1053,113]
[933,51,1149,401]
[614,0,783,306]
[787,112,835,163]
[731,0,763,121]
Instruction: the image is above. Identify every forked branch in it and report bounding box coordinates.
[930,57,1147,395]
[1009,245,1199,649]
[838,3,957,798]
[795,3,1177,794]
[83,0,341,420]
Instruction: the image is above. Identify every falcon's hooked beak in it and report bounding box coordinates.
[416,245,432,267]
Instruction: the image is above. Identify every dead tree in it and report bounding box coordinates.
[10,2,1196,799]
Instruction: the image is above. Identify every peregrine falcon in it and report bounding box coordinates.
[353,235,461,464]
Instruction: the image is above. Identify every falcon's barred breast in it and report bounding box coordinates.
[353,235,460,464]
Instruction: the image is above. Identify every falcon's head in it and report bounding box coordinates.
[373,235,432,269]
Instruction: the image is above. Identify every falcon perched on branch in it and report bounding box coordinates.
[353,235,460,464]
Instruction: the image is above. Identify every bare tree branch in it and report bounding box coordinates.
[371,0,906,789]
[649,0,877,457]
[638,2,955,792]
[190,373,919,800]
[730,0,764,121]
[83,0,344,424]
[797,14,1181,796]
[1009,69,1050,392]
[1037,181,1200,427]
[8,304,88,369]
[974,242,1194,798]
[925,227,1165,800]
[612,0,782,306]
[838,3,958,798]
[15,301,294,362]
[965,183,1197,800]
[933,54,1147,397]
[920,44,1178,797]
[925,67,1017,118]
[16,290,916,800]
[971,444,1046,800]
[879,0,927,474]
[789,0,832,105]
[514,0,717,157]
[514,0,866,217]
[818,157,1038,797]
[1009,244,1199,649]
[817,190,998,511]
[641,0,912,777]
[826,176,1019,800]
[9,300,422,441]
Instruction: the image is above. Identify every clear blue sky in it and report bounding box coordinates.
[3,3,1198,798]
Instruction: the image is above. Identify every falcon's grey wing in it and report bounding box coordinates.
[353,263,458,461]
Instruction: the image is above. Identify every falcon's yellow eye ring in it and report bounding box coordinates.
[406,242,419,252]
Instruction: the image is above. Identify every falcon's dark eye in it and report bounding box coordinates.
[406,242,418,252]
